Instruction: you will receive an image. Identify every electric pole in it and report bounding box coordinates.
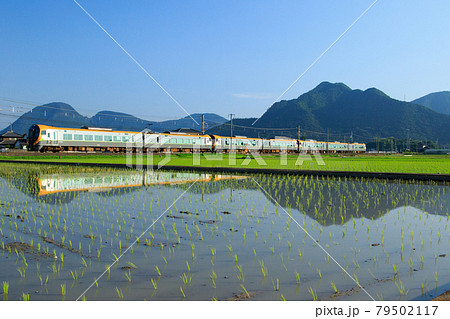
[326,128,329,152]
[201,114,205,135]
[350,131,353,143]
[297,125,301,140]
[406,129,410,151]
[229,114,234,152]
[376,136,379,153]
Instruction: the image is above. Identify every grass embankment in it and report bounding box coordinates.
[1,152,449,174]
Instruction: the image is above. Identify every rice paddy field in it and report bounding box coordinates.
[0,163,449,301]
[1,153,450,174]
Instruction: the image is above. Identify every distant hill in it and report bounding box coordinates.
[89,111,154,131]
[1,104,226,135]
[151,113,227,133]
[2,102,89,135]
[412,91,450,115]
[208,82,450,146]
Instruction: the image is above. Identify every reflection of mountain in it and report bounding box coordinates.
[184,176,450,225]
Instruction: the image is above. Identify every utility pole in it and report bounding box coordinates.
[326,128,329,152]
[229,114,234,152]
[297,125,301,140]
[350,131,353,144]
[406,129,410,151]
[376,136,379,153]
[201,114,205,135]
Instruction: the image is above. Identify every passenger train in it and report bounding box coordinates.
[27,124,366,153]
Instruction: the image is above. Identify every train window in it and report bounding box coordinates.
[95,135,103,141]
[41,130,46,135]
[104,136,112,142]
[74,134,83,141]
[63,134,72,140]
[113,136,121,142]
[85,135,93,141]
[122,136,129,142]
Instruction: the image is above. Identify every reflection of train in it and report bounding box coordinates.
[37,171,246,196]
[28,124,366,153]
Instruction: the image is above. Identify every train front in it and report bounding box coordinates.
[27,124,42,151]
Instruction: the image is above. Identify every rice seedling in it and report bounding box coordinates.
[60,283,66,296]
[292,272,300,286]
[186,261,190,273]
[180,273,192,286]
[330,281,337,293]
[180,286,186,298]
[395,279,408,296]
[2,281,9,295]
[210,270,217,288]
[150,278,158,290]
[308,287,318,301]
[115,287,124,299]
[155,265,161,277]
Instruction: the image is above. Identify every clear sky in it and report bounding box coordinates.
[1,0,449,126]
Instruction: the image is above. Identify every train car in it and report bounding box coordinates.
[299,140,366,153]
[351,143,366,153]
[28,124,143,152]
[300,140,327,152]
[262,137,299,153]
[211,135,263,152]
[147,132,213,152]
[328,141,366,153]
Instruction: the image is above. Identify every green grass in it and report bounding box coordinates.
[1,153,449,174]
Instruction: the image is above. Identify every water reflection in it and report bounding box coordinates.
[36,171,246,196]
[1,166,448,226]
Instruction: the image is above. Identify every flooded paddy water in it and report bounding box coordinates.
[0,163,448,301]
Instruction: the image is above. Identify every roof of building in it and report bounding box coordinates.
[0,131,25,138]
[0,139,19,146]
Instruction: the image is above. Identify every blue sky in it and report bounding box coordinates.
[1,0,449,126]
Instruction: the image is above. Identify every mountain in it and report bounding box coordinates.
[89,111,154,131]
[412,91,450,115]
[208,82,450,146]
[1,105,226,135]
[2,102,89,135]
[150,113,227,133]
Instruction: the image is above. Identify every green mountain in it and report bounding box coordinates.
[208,82,450,146]
[412,91,450,115]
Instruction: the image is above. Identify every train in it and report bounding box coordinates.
[27,124,366,153]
